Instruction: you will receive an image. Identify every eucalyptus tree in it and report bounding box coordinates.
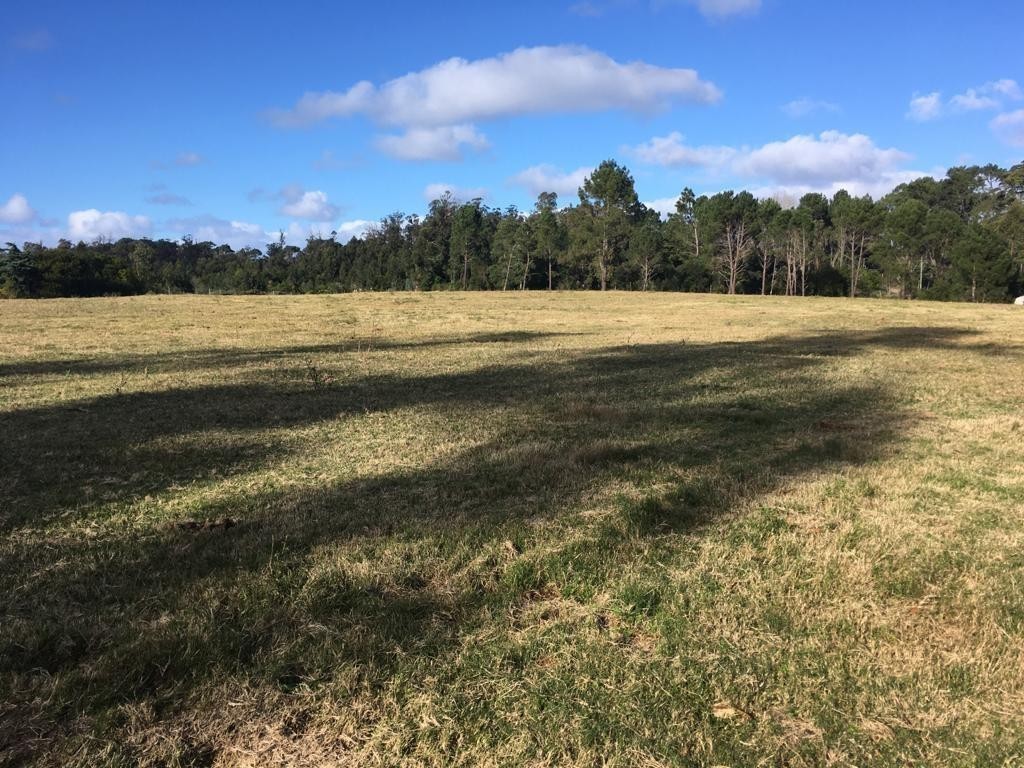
[831,192,881,297]
[754,198,782,295]
[491,207,524,291]
[704,190,758,294]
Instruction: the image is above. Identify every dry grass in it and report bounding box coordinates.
[1,292,1023,766]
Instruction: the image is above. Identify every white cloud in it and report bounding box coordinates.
[949,89,999,112]
[991,109,1024,147]
[951,79,1023,112]
[630,129,925,200]
[375,124,490,161]
[907,92,943,122]
[733,131,909,186]
[269,46,721,163]
[167,216,265,249]
[279,189,340,221]
[0,193,35,224]
[990,79,1023,100]
[644,197,680,218]
[782,98,840,118]
[272,45,720,127]
[423,183,488,203]
[628,132,737,167]
[749,170,939,204]
[336,220,374,242]
[629,130,909,187]
[508,164,594,197]
[909,79,1022,121]
[67,209,151,241]
[268,219,373,245]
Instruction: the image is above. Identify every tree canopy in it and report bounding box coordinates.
[3,160,1023,302]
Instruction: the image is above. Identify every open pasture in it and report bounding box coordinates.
[2,293,1023,766]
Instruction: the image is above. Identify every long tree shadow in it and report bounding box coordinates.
[0,326,1003,763]
[0,329,577,382]
[0,326,988,535]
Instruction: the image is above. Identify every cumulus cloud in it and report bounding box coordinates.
[949,89,999,112]
[279,189,340,221]
[508,165,594,197]
[269,219,374,245]
[989,79,1024,100]
[628,132,737,167]
[733,131,909,185]
[782,98,840,118]
[269,45,719,160]
[67,210,151,241]
[375,124,490,161]
[643,197,680,218]
[0,193,36,224]
[630,129,926,199]
[336,220,375,241]
[908,79,1021,121]
[628,130,911,186]
[423,183,488,203]
[748,170,939,204]
[907,92,943,122]
[166,216,265,249]
[991,109,1024,147]
[271,46,719,129]
[951,79,1022,112]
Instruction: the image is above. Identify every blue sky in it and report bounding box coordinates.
[2,0,1022,249]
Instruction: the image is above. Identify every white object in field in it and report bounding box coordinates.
[1016,296,1024,305]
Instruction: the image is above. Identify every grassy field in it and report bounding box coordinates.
[2,292,1023,767]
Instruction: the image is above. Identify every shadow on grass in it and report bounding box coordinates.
[0,325,1001,763]
[0,329,577,381]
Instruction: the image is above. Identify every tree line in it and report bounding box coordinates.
[3,160,1023,302]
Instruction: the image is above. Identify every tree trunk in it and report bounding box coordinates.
[520,248,531,290]
[599,238,609,291]
[502,247,514,291]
